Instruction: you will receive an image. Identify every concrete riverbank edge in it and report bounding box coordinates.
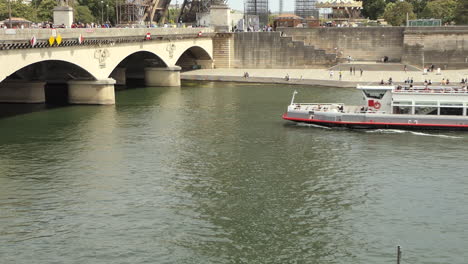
[181,74,361,87]
[181,68,468,88]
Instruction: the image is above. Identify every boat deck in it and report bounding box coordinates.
[291,103,386,114]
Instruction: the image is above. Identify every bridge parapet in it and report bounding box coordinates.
[0,27,215,46]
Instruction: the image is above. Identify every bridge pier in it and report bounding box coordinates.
[67,78,116,105]
[0,80,46,103]
[144,66,181,87]
[109,67,126,86]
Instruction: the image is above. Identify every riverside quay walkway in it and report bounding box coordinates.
[0,28,215,104]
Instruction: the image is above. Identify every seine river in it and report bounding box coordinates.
[1,82,468,263]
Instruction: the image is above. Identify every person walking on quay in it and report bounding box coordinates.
[353,67,356,75]
[404,65,407,73]
[360,68,363,77]
[350,67,352,75]
[329,70,334,78]
[339,71,342,81]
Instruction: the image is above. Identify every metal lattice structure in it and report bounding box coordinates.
[295,0,318,19]
[118,0,172,25]
[245,0,269,26]
[315,0,362,19]
[177,0,227,24]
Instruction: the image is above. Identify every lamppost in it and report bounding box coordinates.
[106,4,109,23]
[8,0,12,28]
[115,0,119,25]
[101,0,104,25]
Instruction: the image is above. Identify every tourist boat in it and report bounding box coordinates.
[282,85,468,130]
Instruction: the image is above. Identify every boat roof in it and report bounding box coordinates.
[356,85,394,90]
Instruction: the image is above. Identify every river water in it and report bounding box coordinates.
[1,82,468,263]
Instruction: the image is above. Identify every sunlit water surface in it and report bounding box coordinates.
[1,82,468,263]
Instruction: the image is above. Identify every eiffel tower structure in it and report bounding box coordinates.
[118,0,172,25]
[177,0,227,24]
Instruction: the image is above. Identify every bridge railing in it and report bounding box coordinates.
[0,27,214,41]
[0,27,215,50]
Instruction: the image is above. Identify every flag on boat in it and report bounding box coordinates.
[30,36,37,47]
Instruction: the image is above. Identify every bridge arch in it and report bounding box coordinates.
[103,49,170,80]
[0,60,98,104]
[108,51,168,84]
[1,58,97,84]
[175,46,213,71]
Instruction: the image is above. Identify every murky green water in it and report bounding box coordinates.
[1,82,468,263]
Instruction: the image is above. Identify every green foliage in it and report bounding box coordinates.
[383,1,416,26]
[76,0,115,23]
[455,0,468,24]
[268,14,277,26]
[0,0,35,21]
[74,5,95,23]
[362,0,386,20]
[407,0,428,17]
[421,0,457,23]
[166,8,179,23]
[37,0,56,21]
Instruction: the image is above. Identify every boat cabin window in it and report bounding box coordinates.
[362,90,387,99]
[393,106,411,114]
[392,101,412,114]
[440,102,463,116]
[415,106,438,115]
[414,101,438,115]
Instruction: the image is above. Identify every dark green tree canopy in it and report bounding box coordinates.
[421,0,458,24]
[362,0,387,20]
[383,1,417,26]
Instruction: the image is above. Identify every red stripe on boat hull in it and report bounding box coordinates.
[282,114,468,130]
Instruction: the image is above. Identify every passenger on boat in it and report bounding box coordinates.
[380,79,384,85]
[338,105,344,112]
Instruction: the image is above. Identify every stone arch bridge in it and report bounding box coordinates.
[0,28,215,105]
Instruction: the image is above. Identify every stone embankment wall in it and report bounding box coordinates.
[231,32,336,68]
[403,27,468,69]
[280,27,405,62]
[279,27,468,69]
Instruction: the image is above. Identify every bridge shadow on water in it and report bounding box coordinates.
[0,80,150,120]
[0,82,71,120]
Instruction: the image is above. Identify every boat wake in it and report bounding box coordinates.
[366,129,463,139]
[296,123,331,129]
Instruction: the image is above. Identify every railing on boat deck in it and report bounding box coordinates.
[292,103,344,111]
[291,103,387,114]
[393,86,468,94]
